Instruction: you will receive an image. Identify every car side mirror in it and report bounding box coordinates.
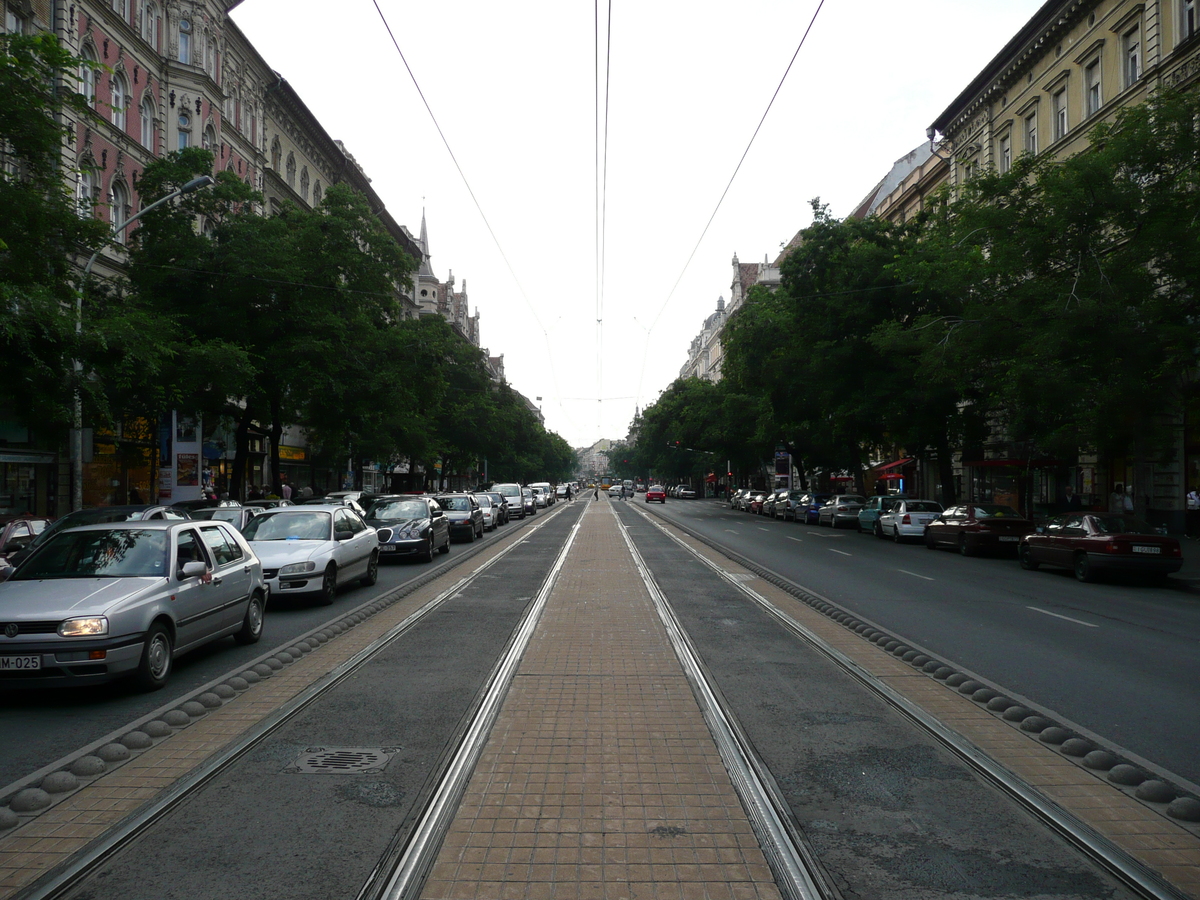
[180,560,208,580]
[3,539,27,553]
[336,530,353,541]
[432,509,442,517]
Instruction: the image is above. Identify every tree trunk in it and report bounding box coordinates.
[230,404,255,502]
[937,441,956,506]
[269,396,283,498]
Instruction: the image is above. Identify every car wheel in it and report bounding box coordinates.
[477,522,484,539]
[958,535,975,557]
[318,564,337,606]
[830,516,839,529]
[421,534,435,562]
[360,551,379,586]
[234,592,265,645]
[892,525,903,543]
[874,521,883,539]
[1074,552,1096,583]
[1019,544,1040,571]
[438,534,451,554]
[466,524,475,543]
[924,529,937,549]
[135,623,173,691]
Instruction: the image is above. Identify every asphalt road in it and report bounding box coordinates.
[639,496,1200,788]
[0,508,545,792]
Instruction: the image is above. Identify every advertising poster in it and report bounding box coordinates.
[177,453,199,486]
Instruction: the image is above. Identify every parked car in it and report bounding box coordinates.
[645,484,666,503]
[493,483,526,520]
[763,489,788,518]
[859,495,907,535]
[819,494,867,528]
[747,491,768,514]
[1020,514,1183,582]
[243,499,295,510]
[0,515,54,567]
[522,488,538,516]
[677,485,697,499]
[243,505,378,605]
[0,520,265,690]
[190,505,262,532]
[530,482,555,506]
[796,493,833,525]
[878,499,944,543]
[476,494,502,531]
[924,504,1035,555]
[531,487,550,508]
[4,505,191,569]
[778,490,807,521]
[365,495,450,562]
[301,493,367,516]
[479,491,510,524]
[436,493,485,542]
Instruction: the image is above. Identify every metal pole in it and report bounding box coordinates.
[71,176,215,510]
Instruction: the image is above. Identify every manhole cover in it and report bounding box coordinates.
[285,747,399,774]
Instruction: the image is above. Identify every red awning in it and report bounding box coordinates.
[877,472,905,480]
[705,473,718,482]
[873,457,914,473]
[963,458,1059,468]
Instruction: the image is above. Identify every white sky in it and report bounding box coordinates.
[230,0,1047,450]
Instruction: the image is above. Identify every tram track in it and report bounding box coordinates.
[8,502,583,900]
[625,500,1192,900]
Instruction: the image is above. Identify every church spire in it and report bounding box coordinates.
[418,207,434,278]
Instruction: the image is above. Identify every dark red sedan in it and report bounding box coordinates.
[0,515,53,566]
[645,485,666,503]
[923,504,1034,555]
[1020,514,1182,582]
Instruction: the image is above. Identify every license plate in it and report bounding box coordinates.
[0,655,41,671]
[1132,545,1161,554]
[380,545,397,552]
[999,536,1019,542]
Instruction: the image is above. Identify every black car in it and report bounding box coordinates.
[365,495,451,561]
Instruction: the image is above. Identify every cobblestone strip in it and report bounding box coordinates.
[642,508,1200,900]
[0,522,539,899]
[420,499,783,900]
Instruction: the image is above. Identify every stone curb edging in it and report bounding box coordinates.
[639,502,1200,833]
[0,511,551,834]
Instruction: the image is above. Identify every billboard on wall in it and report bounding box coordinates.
[177,453,199,486]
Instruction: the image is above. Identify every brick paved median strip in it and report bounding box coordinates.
[420,500,783,900]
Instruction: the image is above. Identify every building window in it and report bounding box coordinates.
[114,0,130,21]
[5,10,26,32]
[1124,27,1141,87]
[1024,111,1038,155]
[285,152,296,188]
[110,180,130,243]
[1084,60,1102,116]
[140,94,155,149]
[142,2,159,49]
[202,124,215,150]
[77,166,98,217]
[312,180,321,205]
[300,167,309,201]
[178,18,191,65]
[177,111,191,149]
[80,46,98,107]
[270,138,281,171]
[1185,0,1197,39]
[1052,88,1068,141]
[999,134,1012,173]
[111,72,128,131]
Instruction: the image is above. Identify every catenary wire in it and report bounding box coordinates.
[634,0,827,408]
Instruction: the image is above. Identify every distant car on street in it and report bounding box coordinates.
[924,504,1034,556]
[878,499,944,543]
[493,483,525,520]
[1020,513,1182,582]
[645,485,666,503]
[818,495,867,529]
[434,493,486,542]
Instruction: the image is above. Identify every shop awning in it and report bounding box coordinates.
[963,458,1059,468]
[873,457,914,473]
[705,473,717,482]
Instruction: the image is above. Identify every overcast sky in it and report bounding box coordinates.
[230,0,1047,450]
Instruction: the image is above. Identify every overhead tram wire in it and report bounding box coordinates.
[594,0,613,440]
[633,0,827,407]
[368,0,566,416]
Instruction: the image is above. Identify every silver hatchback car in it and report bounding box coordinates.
[0,520,266,690]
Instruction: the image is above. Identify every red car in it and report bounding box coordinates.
[645,485,666,503]
[924,503,1034,555]
[748,492,768,515]
[1020,513,1182,582]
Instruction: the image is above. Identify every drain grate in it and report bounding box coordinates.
[285,747,399,774]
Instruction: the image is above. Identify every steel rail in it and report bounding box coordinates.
[612,505,838,900]
[627,502,1190,900]
[11,504,581,900]
[368,507,587,900]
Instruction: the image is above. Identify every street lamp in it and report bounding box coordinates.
[71,175,215,510]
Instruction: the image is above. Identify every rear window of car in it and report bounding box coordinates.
[1090,515,1156,534]
[367,500,428,520]
[438,497,472,511]
[973,505,1020,518]
[243,511,331,541]
[906,501,942,512]
[495,484,520,497]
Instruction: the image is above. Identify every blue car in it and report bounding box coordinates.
[798,493,833,525]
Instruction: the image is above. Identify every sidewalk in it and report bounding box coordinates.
[420,498,781,900]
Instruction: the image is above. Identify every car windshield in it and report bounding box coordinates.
[972,505,1021,518]
[243,511,331,541]
[1090,515,1157,535]
[14,529,168,579]
[649,485,664,491]
[192,508,241,525]
[367,500,428,521]
[836,495,866,504]
[438,497,472,511]
[477,496,492,508]
[906,501,942,512]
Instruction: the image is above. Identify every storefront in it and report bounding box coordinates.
[0,451,57,516]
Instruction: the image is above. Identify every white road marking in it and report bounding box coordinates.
[725,529,739,534]
[758,527,770,532]
[897,569,935,581]
[788,536,803,543]
[1027,606,1099,628]
[829,549,853,557]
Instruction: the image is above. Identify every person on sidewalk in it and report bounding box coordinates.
[593,484,599,501]
[619,484,626,501]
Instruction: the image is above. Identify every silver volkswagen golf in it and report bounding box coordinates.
[0,520,266,691]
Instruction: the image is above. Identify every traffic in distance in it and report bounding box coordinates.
[0,482,582,692]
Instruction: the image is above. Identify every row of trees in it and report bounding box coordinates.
[622,86,1200,498]
[1,34,575,497]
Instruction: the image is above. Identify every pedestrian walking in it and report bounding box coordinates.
[619,484,626,501]
[282,481,292,501]
[566,484,573,502]
[593,484,599,501]
[1109,483,1125,514]
[1063,484,1082,511]
[128,487,143,504]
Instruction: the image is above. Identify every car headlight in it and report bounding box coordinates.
[279,561,318,576]
[59,616,108,637]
